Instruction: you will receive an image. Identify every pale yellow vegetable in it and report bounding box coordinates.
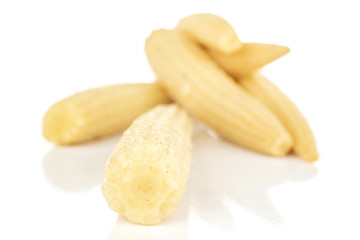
[207,43,289,77]
[43,83,169,145]
[239,73,318,161]
[145,29,292,156]
[177,13,242,53]
[101,104,193,225]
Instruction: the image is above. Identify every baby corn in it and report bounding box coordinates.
[207,43,290,77]
[101,104,193,225]
[177,13,242,53]
[240,74,318,161]
[43,83,169,145]
[145,29,292,156]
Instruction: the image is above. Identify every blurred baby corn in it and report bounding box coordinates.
[177,13,242,53]
[176,14,318,161]
[207,43,289,77]
[43,83,169,145]
[43,13,318,163]
[145,29,293,156]
[239,74,319,161]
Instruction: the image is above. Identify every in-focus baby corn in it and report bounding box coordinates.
[207,43,289,77]
[101,104,193,225]
[43,83,169,145]
[145,29,292,156]
[240,74,318,161]
[177,13,242,53]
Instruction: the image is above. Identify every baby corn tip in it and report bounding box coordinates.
[42,103,73,144]
[272,134,293,157]
[297,148,319,162]
[219,36,243,53]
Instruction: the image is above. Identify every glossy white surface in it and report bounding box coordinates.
[1,0,360,239]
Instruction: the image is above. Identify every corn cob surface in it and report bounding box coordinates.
[101,104,193,225]
[177,13,242,53]
[240,74,318,161]
[207,43,290,77]
[145,29,293,156]
[43,83,169,145]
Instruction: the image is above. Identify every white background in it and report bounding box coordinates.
[1,0,359,239]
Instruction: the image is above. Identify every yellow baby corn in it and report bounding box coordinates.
[240,73,318,161]
[145,29,292,156]
[43,83,169,145]
[176,13,242,53]
[101,104,193,225]
[207,43,290,77]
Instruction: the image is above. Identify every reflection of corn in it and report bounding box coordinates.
[177,13,242,53]
[145,29,292,156]
[102,104,193,225]
[240,74,318,161]
[207,43,289,77]
[43,83,169,145]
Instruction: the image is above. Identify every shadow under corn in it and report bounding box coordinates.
[42,122,318,236]
[42,135,121,191]
[188,123,318,229]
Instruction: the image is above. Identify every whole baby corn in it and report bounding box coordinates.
[239,74,319,161]
[145,29,292,156]
[207,43,290,77]
[101,104,193,225]
[43,83,169,145]
[177,13,242,53]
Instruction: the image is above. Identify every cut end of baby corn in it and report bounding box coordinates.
[146,29,293,157]
[207,43,290,77]
[43,83,169,145]
[240,74,318,162]
[177,13,242,53]
[101,104,193,225]
[104,160,179,225]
